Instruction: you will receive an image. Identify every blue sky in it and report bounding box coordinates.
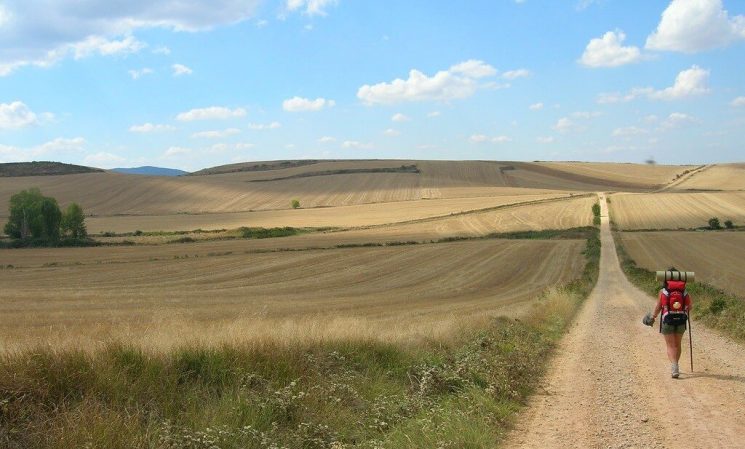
[0,0,744,171]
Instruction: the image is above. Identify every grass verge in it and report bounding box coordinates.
[613,232,745,341]
[1,229,600,449]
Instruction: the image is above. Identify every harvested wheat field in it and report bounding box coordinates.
[670,163,745,191]
[617,231,745,296]
[0,160,681,220]
[81,192,571,234]
[609,191,745,230]
[0,239,585,351]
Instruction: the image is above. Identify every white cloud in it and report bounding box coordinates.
[537,136,555,144]
[529,102,544,110]
[650,65,710,100]
[282,96,335,112]
[341,140,373,149]
[391,113,410,122]
[357,59,498,105]
[469,134,512,143]
[172,64,193,76]
[450,60,498,78]
[0,137,86,162]
[660,112,697,129]
[318,136,336,143]
[731,96,745,107]
[176,106,247,121]
[612,126,648,137]
[384,128,400,136]
[286,0,338,16]
[580,30,643,67]
[128,67,153,79]
[644,114,659,123]
[427,111,441,117]
[163,146,192,157]
[0,1,261,76]
[191,128,241,138]
[597,65,710,103]
[502,69,531,79]
[553,117,576,133]
[152,46,171,55]
[83,152,125,168]
[248,121,281,130]
[129,123,176,133]
[0,101,39,129]
[552,111,600,134]
[646,0,745,53]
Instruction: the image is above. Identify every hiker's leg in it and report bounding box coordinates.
[674,331,684,362]
[664,333,678,363]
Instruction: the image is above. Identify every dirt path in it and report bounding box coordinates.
[657,164,712,191]
[504,193,745,449]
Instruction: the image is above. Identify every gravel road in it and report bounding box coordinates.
[504,193,745,449]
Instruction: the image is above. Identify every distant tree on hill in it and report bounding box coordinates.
[4,188,62,240]
[4,188,87,244]
[291,199,301,209]
[61,202,87,238]
[724,219,734,229]
[708,217,721,230]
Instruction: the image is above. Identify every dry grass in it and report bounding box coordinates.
[616,231,745,297]
[609,191,745,230]
[0,239,585,352]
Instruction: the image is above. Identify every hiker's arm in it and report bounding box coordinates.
[652,293,662,319]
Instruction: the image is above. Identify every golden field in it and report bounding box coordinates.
[609,191,745,230]
[1,159,736,354]
[617,231,745,297]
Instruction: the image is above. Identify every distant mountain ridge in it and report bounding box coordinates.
[112,166,188,176]
[0,161,102,177]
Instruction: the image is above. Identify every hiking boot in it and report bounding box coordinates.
[671,363,680,378]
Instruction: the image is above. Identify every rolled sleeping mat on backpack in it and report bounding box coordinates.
[656,270,695,283]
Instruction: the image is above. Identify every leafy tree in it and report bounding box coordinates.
[591,203,601,217]
[291,199,300,209]
[708,217,721,230]
[724,220,734,229]
[61,202,87,238]
[3,188,62,241]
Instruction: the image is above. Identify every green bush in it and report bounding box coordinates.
[239,227,300,239]
[591,203,601,217]
[708,217,721,229]
[291,199,300,209]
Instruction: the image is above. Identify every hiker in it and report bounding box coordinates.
[648,267,692,378]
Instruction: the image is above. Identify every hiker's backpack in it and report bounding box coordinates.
[661,280,689,327]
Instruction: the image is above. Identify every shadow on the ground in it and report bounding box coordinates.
[680,372,745,384]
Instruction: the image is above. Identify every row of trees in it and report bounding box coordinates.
[4,188,87,242]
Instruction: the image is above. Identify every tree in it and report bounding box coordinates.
[4,188,62,241]
[61,202,87,238]
[724,220,734,229]
[291,199,300,209]
[708,217,721,230]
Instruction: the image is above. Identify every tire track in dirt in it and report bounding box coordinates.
[503,193,745,449]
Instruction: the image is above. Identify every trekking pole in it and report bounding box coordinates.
[688,314,693,372]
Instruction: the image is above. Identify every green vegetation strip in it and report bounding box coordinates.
[613,232,745,342]
[0,229,600,449]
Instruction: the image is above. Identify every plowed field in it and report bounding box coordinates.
[609,192,745,230]
[0,239,585,350]
[617,231,745,296]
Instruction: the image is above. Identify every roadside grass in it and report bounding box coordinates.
[0,228,600,449]
[613,233,745,341]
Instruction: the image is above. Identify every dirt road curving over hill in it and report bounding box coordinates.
[504,193,745,449]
